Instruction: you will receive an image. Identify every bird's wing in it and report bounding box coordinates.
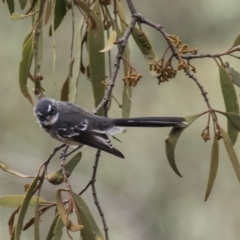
[56,119,124,158]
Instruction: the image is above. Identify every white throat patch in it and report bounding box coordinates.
[44,112,59,126]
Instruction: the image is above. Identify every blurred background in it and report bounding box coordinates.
[1,0,240,239]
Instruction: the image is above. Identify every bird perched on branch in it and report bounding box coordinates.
[34,97,187,158]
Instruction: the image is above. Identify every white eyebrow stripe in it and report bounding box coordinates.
[37,111,43,116]
[47,104,52,112]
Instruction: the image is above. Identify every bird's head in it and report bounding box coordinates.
[34,97,59,126]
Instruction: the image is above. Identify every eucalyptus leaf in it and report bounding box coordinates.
[72,192,104,240]
[6,0,15,14]
[219,65,239,145]
[19,32,33,105]
[87,0,105,115]
[165,114,202,176]
[100,29,117,52]
[221,128,240,183]
[231,33,240,49]
[204,134,219,201]
[226,66,240,88]
[218,111,240,131]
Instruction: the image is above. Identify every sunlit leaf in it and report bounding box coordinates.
[219,65,239,145]
[226,66,240,88]
[230,33,240,49]
[87,0,105,115]
[100,29,117,52]
[165,114,202,176]
[56,189,84,232]
[18,0,27,9]
[72,192,104,240]
[0,195,49,208]
[0,161,34,178]
[49,0,67,36]
[131,27,158,77]
[6,0,15,14]
[221,128,240,183]
[204,134,219,201]
[19,32,33,105]
[47,152,82,185]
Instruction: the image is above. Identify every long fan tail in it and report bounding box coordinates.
[112,117,187,128]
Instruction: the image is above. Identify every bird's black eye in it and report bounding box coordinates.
[50,106,56,115]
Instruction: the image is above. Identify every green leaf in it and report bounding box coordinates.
[47,152,82,185]
[49,0,67,36]
[68,18,85,103]
[204,134,219,201]
[46,214,60,240]
[60,77,69,101]
[87,0,105,115]
[6,0,15,14]
[218,112,240,131]
[221,128,240,183]
[72,192,104,240]
[115,1,132,118]
[52,214,64,240]
[0,195,49,208]
[219,65,239,145]
[18,0,27,9]
[10,11,38,21]
[230,33,240,49]
[165,114,202,176]
[226,66,240,88]
[19,32,33,105]
[131,27,158,77]
[0,160,34,178]
[14,170,41,240]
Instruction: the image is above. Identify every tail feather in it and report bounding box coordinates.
[112,117,187,128]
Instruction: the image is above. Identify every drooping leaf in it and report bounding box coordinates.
[49,0,67,36]
[115,0,132,118]
[11,11,38,21]
[131,27,158,77]
[5,0,15,14]
[68,18,85,103]
[19,32,33,105]
[46,214,60,240]
[44,0,52,25]
[230,33,240,49]
[0,195,49,208]
[219,65,239,145]
[72,192,104,240]
[60,77,69,102]
[74,0,100,35]
[14,170,41,240]
[221,128,240,183]
[8,208,19,236]
[226,66,240,88]
[47,152,82,185]
[18,0,27,9]
[0,161,34,178]
[218,111,240,131]
[55,189,84,232]
[87,0,105,115]
[52,214,64,240]
[100,29,117,52]
[165,114,202,176]
[204,134,219,201]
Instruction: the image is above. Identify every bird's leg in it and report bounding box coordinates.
[60,145,83,159]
